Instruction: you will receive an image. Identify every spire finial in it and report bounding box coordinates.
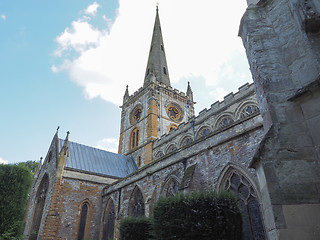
[156,2,159,11]
[56,126,60,133]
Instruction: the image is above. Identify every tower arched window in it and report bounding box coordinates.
[130,128,140,150]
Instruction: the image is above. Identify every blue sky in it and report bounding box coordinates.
[0,0,251,164]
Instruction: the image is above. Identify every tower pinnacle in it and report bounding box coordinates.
[144,7,171,87]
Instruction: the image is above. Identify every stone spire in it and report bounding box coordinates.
[186,81,193,102]
[144,6,171,87]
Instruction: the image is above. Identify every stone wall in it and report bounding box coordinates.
[239,0,320,239]
[51,176,106,240]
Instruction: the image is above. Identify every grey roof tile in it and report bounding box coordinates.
[59,139,137,178]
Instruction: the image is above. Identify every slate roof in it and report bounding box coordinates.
[59,139,137,178]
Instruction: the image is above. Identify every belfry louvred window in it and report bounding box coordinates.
[130,128,140,150]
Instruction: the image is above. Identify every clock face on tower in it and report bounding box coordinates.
[130,105,143,125]
[166,103,183,123]
[167,106,180,119]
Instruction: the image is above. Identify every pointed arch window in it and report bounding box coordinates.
[221,169,266,240]
[128,187,145,217]
[162,177,179,197]
[77,202,89,240]
[29,174,49,240]
[102,199,115,240]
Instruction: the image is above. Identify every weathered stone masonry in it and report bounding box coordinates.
[239,0,320,239]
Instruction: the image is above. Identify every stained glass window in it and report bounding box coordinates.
[224,171,266,240]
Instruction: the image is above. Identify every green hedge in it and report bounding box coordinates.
[0,164,33,239]
[153,191,243,240]
[120,217,153,240]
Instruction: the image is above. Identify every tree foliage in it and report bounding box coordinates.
[153,190,243,240]
[0,164,33,239]
[15,160,39,175]
[120,191,243,240]
[120,217,153,240]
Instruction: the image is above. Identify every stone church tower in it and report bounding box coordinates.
[118,7,195,167]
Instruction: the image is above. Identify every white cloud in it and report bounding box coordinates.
[52,0,251,108]
[85,2,100,16]
[1,14,6,20]
[54,19,101,57]
[51,65,59,73]
[0,157,8,164]
[96,138,118,153]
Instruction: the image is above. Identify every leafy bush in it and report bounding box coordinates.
[153,190,243,240]
[120,217,153,240]
[0,164,33,239]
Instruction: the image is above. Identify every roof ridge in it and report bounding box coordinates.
[58,138,121,156]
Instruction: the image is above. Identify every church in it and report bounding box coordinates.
[24,0,320,239]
